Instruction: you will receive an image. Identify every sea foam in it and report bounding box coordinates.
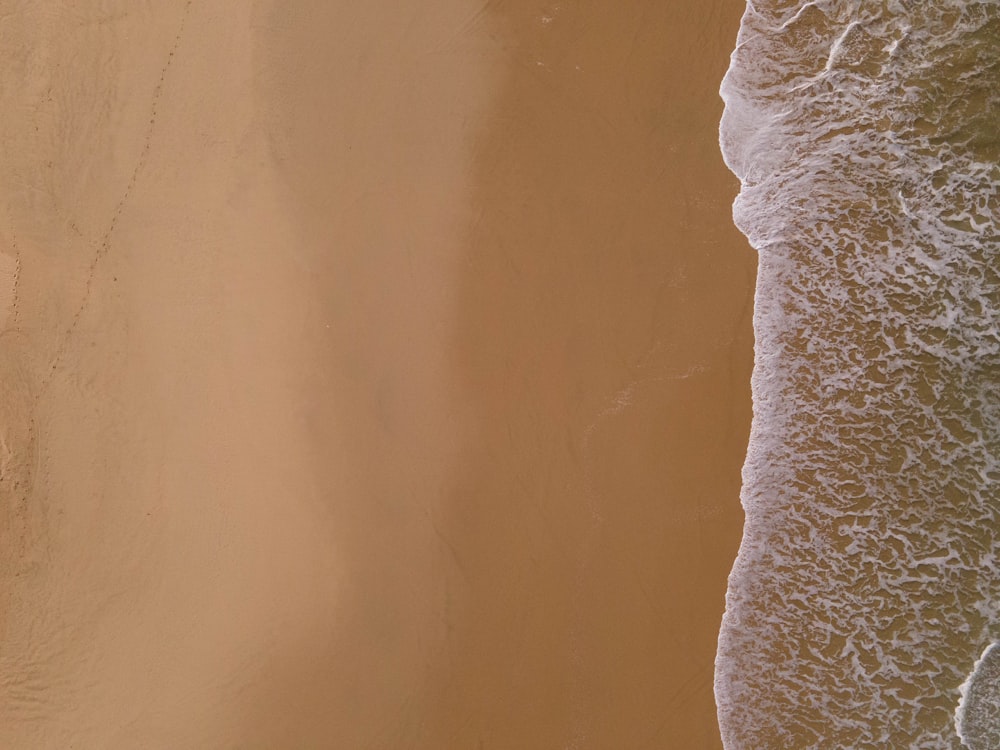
[956,642,1000,749]
[715,1,1000,747]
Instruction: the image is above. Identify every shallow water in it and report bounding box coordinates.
[714,1,1000,747]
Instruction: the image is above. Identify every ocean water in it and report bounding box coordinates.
[713,1,1000,748]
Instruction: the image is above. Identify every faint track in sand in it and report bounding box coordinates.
[40,0,196,395]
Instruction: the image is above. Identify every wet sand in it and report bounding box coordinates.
[0,1,753,747]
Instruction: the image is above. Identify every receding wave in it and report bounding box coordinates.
[714,1,1000,747]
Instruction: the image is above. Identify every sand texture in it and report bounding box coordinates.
[0,1,753,747]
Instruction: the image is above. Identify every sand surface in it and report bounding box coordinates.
[0,1,754,747]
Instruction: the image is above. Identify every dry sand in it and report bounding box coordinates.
[0,1,754,747]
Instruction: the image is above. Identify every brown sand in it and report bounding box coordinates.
[0,1,753,748]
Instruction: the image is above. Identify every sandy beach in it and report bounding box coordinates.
[0,1,753,747]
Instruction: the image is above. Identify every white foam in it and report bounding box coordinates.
[956,643,1000,749]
